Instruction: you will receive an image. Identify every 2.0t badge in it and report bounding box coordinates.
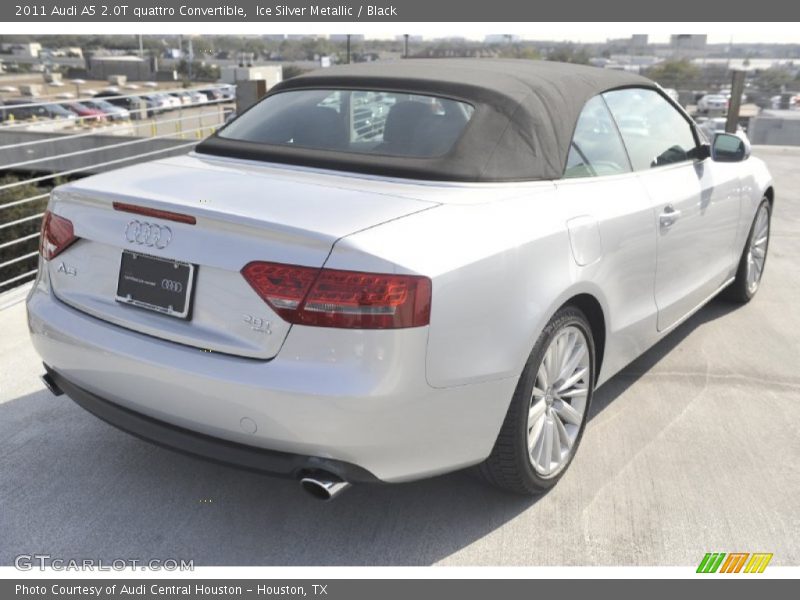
[125,220,172,249]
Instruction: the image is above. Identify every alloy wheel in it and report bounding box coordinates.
[746,204,770,294]
[527,325,591,477]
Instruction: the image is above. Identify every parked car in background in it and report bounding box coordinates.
[29,61,774,500]
[0,99,77,123]
[218,84,236,100]
[170,91,193,106]
[697,94,729,113]
[187,90,209,105]
[83,99,130,122]
[719,88,747,103]
[61,102,107,124]
[199,87,224,102]
[155,93,181,109]
[92,91,144,115]
[139,94,171,116]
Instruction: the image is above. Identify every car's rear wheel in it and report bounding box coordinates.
[723,198,771,303]
[479,307,595,495]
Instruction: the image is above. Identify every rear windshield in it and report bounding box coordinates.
[218,89,475,157]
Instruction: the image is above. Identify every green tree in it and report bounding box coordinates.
[497,45,541,60]
[644,60,701,88]
[547,46,591,65]
[755,68,793,94]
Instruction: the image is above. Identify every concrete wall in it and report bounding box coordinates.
[86,57,157,82]
[749,114,800,146]
[220,65,282,88]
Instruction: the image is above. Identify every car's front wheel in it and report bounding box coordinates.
[723,198,771,303]
[479,306,595,495]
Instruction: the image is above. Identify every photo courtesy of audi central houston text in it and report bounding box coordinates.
[24,58,775,501]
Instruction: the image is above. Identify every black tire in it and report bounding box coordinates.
[478,306,595,495]
[722,198,771,303]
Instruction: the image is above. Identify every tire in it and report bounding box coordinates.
[479,306,595,495]
[722,198,771,303]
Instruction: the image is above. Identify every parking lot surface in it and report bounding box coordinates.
[1,147,798,566]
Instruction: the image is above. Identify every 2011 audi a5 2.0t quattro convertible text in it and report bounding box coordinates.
[27,60,773,499]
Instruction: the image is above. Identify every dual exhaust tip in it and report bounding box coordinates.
[299,474,351,501]
[42,371,351,501]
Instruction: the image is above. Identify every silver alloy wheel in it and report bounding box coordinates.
[527,325,591,478]
[746,204,770,294]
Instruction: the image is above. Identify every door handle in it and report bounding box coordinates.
[659,205,681,228]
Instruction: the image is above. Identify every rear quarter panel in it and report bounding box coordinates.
[325,182,578,388]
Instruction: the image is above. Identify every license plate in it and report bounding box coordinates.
[115,250,195,319]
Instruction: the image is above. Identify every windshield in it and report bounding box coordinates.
[218,89,475,157]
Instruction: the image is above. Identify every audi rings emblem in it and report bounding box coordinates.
[125,220,173,249]
[161,279,183,293]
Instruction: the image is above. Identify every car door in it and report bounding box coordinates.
[604,88,741,332]
[554,95,659,378]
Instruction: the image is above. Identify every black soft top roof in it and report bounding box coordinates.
[196,59,658,182]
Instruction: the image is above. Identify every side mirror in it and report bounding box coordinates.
[711,132,751,162]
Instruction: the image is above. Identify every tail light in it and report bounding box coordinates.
[241,261,431,329]
[39,210,77,260]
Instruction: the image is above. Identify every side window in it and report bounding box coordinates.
[603,88,697,171]
[564,95,631,179]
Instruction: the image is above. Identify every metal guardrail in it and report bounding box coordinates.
[0,88,233,292]
[0,85,232,129]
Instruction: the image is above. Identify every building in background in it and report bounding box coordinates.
[86,55,159,81]
[670,34,708,57]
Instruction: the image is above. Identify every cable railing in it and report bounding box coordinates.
[0,85,234,131]
[0,85,233,112]
[0,109,226,152]
[1,122,221,171]
[0,101,230,293]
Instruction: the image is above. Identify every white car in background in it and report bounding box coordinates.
[697,93,729,113]
[187,90,209,105]
[28,60,774,500]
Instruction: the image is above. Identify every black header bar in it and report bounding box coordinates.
[1,0,798,22]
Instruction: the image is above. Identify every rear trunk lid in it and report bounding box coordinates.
[46,154,438,359]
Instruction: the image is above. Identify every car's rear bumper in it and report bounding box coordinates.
[27,276,517,482]
[44,365,378,483]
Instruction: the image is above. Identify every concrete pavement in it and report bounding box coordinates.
[1,147,798,566]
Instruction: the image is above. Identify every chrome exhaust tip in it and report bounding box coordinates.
[299,475,351,501]
[41,372,63,397]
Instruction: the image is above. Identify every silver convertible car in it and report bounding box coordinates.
[27,60,773,499]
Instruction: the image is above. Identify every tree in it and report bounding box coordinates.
[282,65,312,80]
[644,60,701,88]
[497,45,541,60]
[547,46,591,65]
[755,68,793,94]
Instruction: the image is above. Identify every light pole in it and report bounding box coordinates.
[71,78,85,99]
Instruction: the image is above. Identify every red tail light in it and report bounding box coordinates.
[241,261,431,329]
[39,210,77,260]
